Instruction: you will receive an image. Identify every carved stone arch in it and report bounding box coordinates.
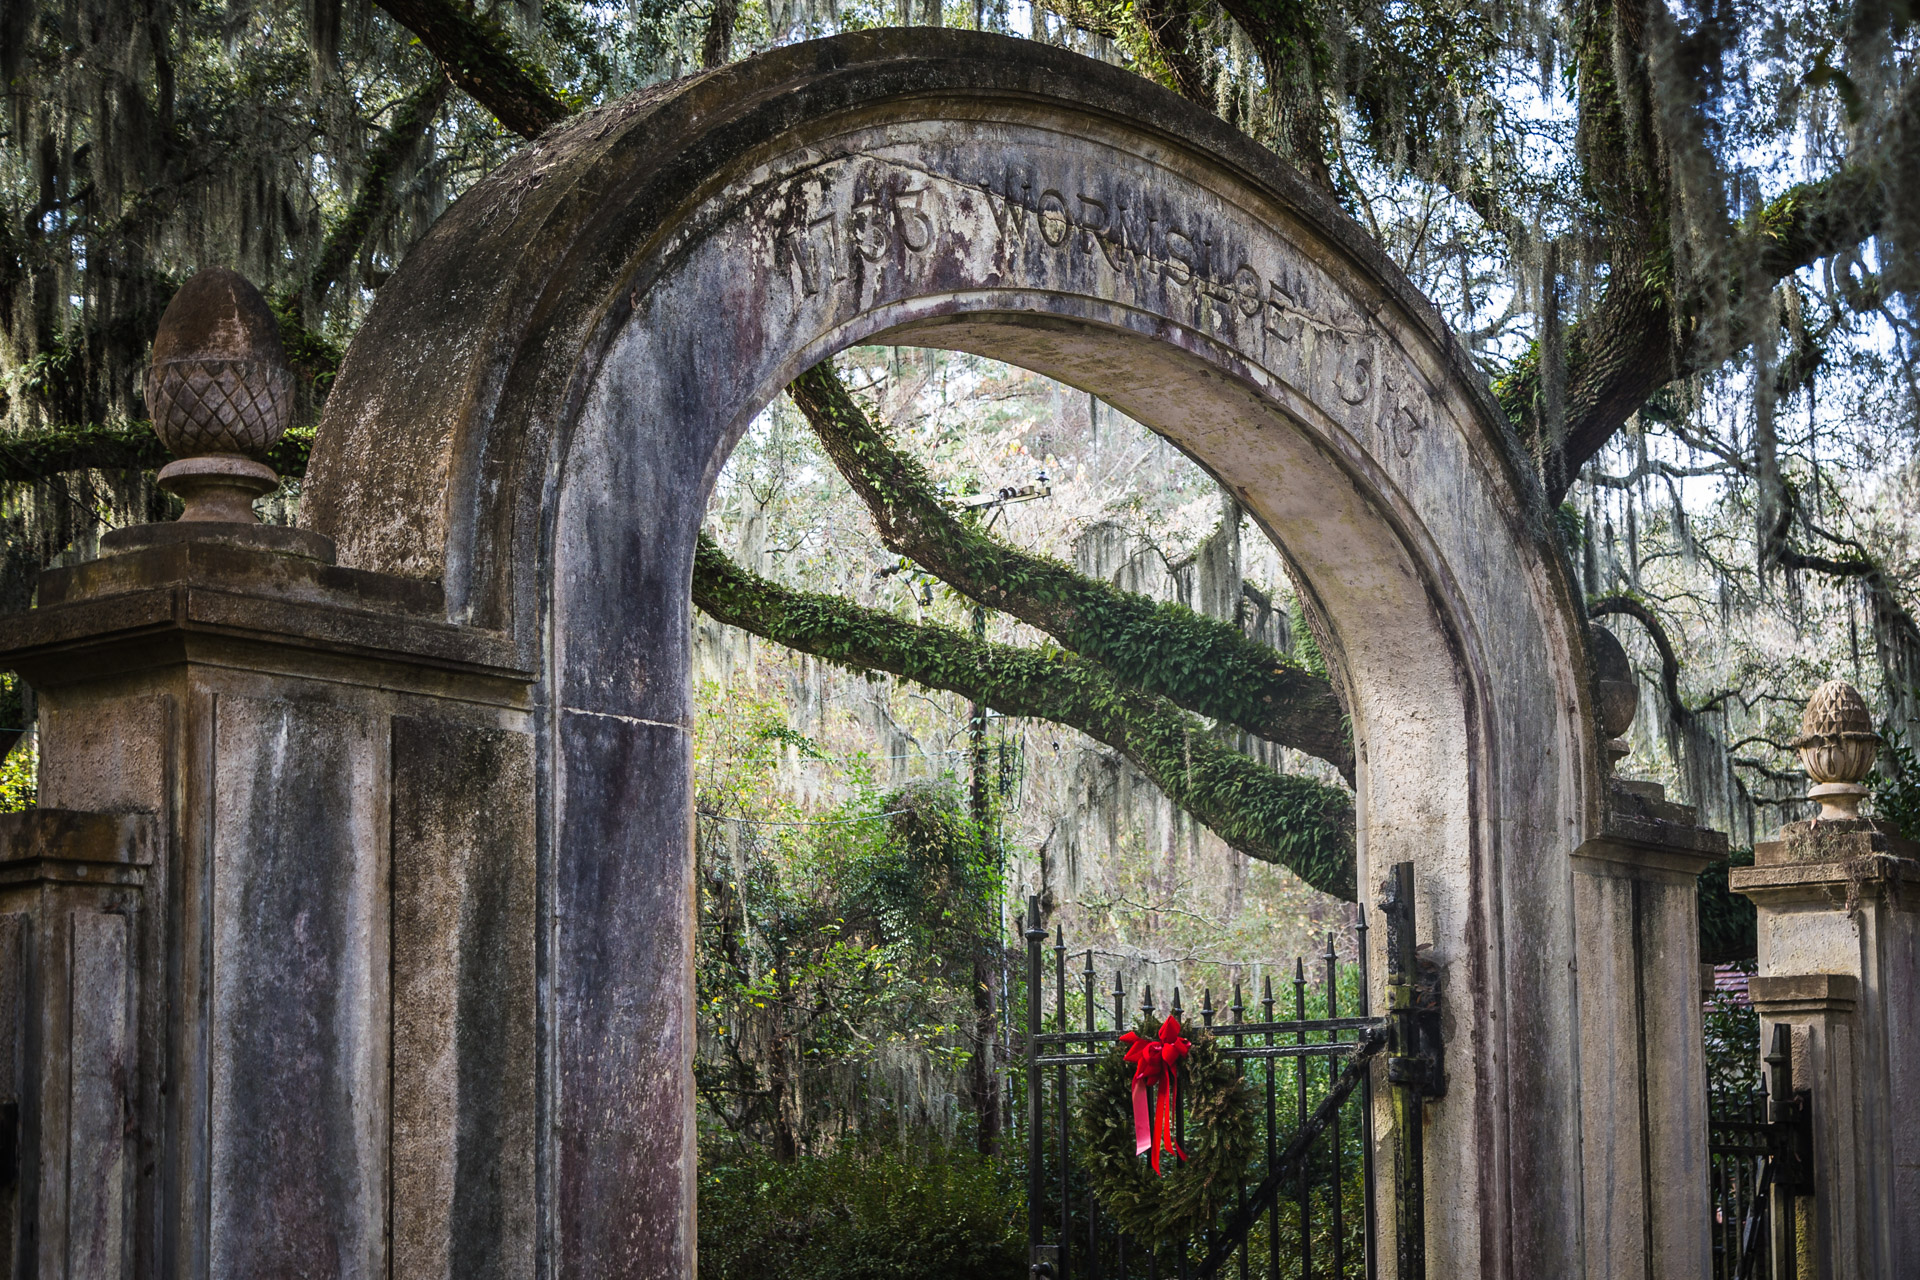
[303,30,1601,1279]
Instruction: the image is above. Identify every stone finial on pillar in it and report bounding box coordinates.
[144,267,293,524]
[1792,679,1880,821]
[1590,623,1639,770]
[104,267,332,561]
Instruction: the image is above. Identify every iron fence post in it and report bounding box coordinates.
[1383,862,1426,1280]
[1764,1023,1805,1280]
[1028,895,1050,1277]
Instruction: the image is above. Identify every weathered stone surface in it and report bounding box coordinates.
[299,28,1609,1280]
[209,694,386,1280]
[65,909,129,1280]
[0,526,534,1280]
[99,517,336,563]
[144,267,293,463]
[552,713,696,1275]
[0,807,147,1280]
[391,716,536,1280]
[0,811,155,872]
[0,912,23,1270]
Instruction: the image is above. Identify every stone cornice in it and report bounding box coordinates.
[0,538,530,691]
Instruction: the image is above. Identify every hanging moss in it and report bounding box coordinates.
[693,533,1357,900]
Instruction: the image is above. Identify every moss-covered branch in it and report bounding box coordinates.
[288,77,451,320]
[1129,0,1212,107]
[0,423,315,484]
[693,532,1358,899]
[788,364,1354,779]
[376,0,574,139]
[1495,16,1920,499]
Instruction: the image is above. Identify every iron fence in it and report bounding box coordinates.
[1023,862,1435,1280]
[1708,1023,1811,1280]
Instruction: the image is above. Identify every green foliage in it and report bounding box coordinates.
[856,784,1001,957]
[0,742,35,814]
[694,536,1358,899]
[1554,502,1586,554]
[0,675,32,814]
[0,421,315,484]
[1870,732,1920,840]
[1697,847,1757,964]
[698,1143,1022,1280]
[753,720,827,760]
[694,693,1003,1153]
[1288,608,1326,680]
[1703,974,1761,1100]
[272,304,345,400]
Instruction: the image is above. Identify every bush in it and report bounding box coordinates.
[699,1144,1023,1280]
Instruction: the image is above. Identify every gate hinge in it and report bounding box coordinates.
[1385,959,1446,1100]
[1774,1086,1814,1195]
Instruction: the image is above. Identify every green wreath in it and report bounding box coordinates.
[1074,1020,1256,1247]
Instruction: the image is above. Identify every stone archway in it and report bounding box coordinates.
[301,29,1599,1279]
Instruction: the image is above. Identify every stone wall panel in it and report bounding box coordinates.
[208,694,386,1280]
[390,716,536,1280]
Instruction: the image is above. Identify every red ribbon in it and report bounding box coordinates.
[1118,1015,1190,1174]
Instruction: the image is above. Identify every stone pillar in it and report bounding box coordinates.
[1729,679,1920,1280]
[0,271,539,1279]
[1734,826,1920,1278]
[1567,623,1725,1280]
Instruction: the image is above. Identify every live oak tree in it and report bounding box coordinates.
[5,0,1917,965]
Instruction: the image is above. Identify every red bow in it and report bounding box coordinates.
[1118,1016,1190,1174]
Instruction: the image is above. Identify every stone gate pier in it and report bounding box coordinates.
[0,27,1890,1280]
[1732,681,1920,1279]
[0,276,541,1278]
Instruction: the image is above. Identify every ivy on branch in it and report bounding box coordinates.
[692,533,1359,900]
[788,364,1354,779]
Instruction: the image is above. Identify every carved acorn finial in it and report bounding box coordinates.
[144,268,293,524]
[1590,623,1638,769]
[1793,680,1880,821]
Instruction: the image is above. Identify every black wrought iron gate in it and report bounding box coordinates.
[1024,862,1438,1280]
[1708,1023,1812,1280]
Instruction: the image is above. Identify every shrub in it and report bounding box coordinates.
[699,1144,1023,1280]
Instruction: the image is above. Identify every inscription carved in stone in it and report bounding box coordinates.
[753,152,1469,479]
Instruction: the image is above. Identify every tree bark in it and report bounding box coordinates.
[701,0,740,70]
[693,533,1360,899]
[375,0,573,139]
[1132,0,1211,107]
[1210,0,1334,192]
[787,364,1355,779]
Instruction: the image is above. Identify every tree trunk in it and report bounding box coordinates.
[375,0,573,139]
